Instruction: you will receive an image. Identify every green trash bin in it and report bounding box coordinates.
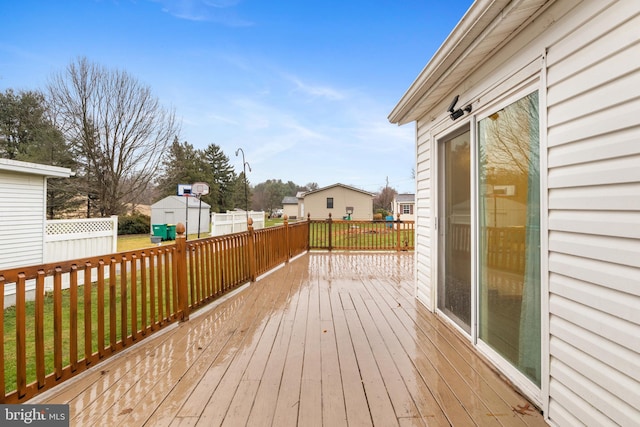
[166,224,176,240]
[152,224,168,241]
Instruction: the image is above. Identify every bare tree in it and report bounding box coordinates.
[47,57,179,216]
[374,185,397,215]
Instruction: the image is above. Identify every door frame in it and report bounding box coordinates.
[431,72,547,407]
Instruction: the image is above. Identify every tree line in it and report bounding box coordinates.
[1,57,399,219]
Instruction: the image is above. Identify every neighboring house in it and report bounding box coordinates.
[281,196,299,219]
[389,1,639,426]
[301,183,374,220]
[392,193,415,222]
[0,158,72,270]
[151,196,211,236]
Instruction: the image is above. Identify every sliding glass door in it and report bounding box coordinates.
[436,91,541,388]
[477,91,541,386]
[438,128,471,333]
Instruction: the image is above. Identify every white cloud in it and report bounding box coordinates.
[284,74,347,101]
[149,0,253,25]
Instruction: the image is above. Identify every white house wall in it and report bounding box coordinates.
[410,0,639,424]
[545,1,640,425]
[415,124,433,308]
[0,171,46,269]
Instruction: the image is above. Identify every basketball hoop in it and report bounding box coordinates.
[192,182,210,196]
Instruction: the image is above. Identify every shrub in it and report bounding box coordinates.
[375,208,390,218]
[118,213,151,235]
[373,213,384,221]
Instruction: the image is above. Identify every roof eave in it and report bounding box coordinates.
[389,0,548,125]
[0,158,73,178]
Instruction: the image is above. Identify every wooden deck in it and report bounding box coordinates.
[32,253,546,426]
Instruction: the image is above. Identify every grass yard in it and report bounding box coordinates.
[117,233,204,252]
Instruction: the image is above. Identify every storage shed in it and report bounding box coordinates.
[150,196,210,236]
[389,0,639,425]
[0,158,72,270]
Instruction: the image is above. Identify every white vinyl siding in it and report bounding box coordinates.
[414,124,433,308]
[395,0,639,423]
[0,171,46,269]
[545,1,640,426]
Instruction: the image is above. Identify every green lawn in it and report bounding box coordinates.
[117,233,204,252]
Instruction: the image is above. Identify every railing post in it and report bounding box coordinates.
[248,218,256,281]
[328,213,333,251]
[284,215,290,262]
[307,213,311,250]
[396,212,402,251]
[175,223,189,321]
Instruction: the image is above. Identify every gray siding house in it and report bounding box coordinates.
[0,159,72,270]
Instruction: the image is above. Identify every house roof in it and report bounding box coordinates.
[282,196,298,205]
[302,183,374,198]
[395,194,415,203]
[0,158,73,178]
[388,0,552,125]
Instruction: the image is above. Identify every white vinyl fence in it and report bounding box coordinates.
[45,216,118,263]
[3,216,118,307]
[211,211,265,236]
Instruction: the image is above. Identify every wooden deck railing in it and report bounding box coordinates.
[0,215,414,403]
[309,213,415,251]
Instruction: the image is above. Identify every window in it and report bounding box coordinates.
[326,197,334,209]
[401,204,413,215]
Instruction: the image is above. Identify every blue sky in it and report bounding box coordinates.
[0,0,473,193]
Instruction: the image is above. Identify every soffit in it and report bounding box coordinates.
[0,158,72,178]
[389,0,552,125]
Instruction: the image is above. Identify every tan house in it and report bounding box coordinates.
[281,196,299,219]
[298,183,374,220]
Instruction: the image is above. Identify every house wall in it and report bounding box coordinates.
[0,170,46,269]
[304,186,373,220]
[544,2,639,425]
[393,200,415,222]
[282,204,298,219]
[412,0,639,425]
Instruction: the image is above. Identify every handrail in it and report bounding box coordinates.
[0,215,413,402]
[309,213,415,251]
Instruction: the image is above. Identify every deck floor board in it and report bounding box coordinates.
[33,253,546,426]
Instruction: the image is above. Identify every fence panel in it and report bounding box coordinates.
[45,216,118,263]
[210,211,265,236]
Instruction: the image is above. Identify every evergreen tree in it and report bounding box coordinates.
[203,144,236,212]
[0,89,81,218]
[157,138,208,200]
[231,171,252,212]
